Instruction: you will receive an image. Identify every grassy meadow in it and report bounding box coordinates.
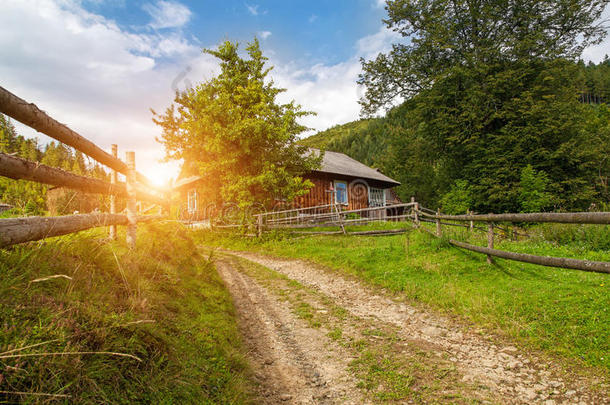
[197,222,610,375]
[0,222,253,403]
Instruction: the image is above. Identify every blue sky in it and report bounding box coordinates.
[1,0,608,184]
[1,0,399,183]
[87,0,388,66]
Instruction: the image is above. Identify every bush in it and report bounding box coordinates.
[440,180,472,214]
[519,165,553,212]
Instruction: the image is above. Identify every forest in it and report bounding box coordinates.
[301,59,610,213]
[0,114,108,216]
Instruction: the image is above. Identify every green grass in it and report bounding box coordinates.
[196,223,610,375]
[0,222,254,403]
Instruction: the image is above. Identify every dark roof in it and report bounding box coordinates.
[172,149,400,191]
[310,149,400,186]
[173,175,202,190]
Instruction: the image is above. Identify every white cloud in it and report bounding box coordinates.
[258,30,272,40]
[273,60,364,134]
[142,0,191,29]
[0,0,216,185]
[0,0,398,184]
[373,0,386,9]
[246,3,260,16]
[356,26,401,59]
[272,26,400,134]
[581,7,610,62]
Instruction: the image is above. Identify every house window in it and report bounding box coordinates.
[187,189,198,213]
[334,181,348,205]
[369,187,385,207]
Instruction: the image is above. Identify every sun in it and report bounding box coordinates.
[144,161,181,190]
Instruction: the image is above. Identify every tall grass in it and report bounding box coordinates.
[0,222,253,403]
[533,223,610,251]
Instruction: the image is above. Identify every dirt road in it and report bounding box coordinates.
[215,250,609,404]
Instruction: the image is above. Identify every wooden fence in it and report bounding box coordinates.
[416,208,610,274]
[0,86,167,248]
[246,198,610,275]
[254,202,415,235]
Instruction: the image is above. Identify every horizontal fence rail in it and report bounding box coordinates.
[242,202,415,232]
[257,202,415,220]
[0,85,168,249]
[258,203,335,217]
[266,214,415,229]
[0,152,164,204]
[0,86,158,191]
[0,213,162,248]
[449,238,610,274]
[418,210,610,225]
[415,206,610,275]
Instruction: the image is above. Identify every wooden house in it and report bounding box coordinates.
[172,149,400,220]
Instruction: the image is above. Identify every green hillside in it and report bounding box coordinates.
[298,59,610,213]
[299,118,387,167]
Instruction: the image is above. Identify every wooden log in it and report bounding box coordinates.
[291,230,344,235]
[0,86,157,190]
[290,229,408,236]
[419,210,610,225]
[0,152,126,196]
[449,239,610,274]
[411,197,419,227]
[436,208,442,237]
[348,229,407,236]
[126,151,136,249]
[487,222,494,264]
[0,152,164,204]
[417,224,610,274]
[0,213,161,248]
[256,214,263,237]
[109,144,117,240]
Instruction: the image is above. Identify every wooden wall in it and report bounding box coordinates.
[294,173,372,211]
[175,174,394,215]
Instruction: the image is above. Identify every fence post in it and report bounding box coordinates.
[256,214,263,237]
[126,151,136,249]
[337,203,346,234]
[109,144,117,240]
[487,221,494,264]
[468,209,474,232]
[411,197,419,227]
[436,208,442,237]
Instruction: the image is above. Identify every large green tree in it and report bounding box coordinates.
[359,0,609,212]
[153,39,321,208]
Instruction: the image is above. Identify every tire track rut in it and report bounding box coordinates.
[216,258,367,404]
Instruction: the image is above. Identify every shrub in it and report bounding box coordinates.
[519,165,553,212]
[441,180,472,214]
